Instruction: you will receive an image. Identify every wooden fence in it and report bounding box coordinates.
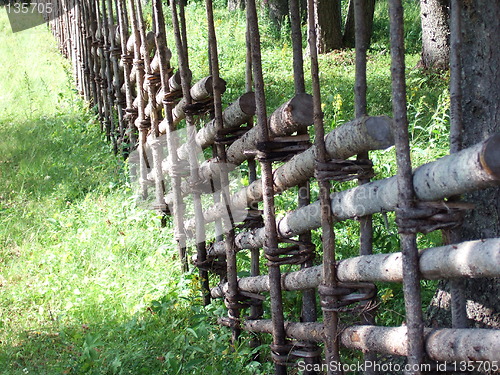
[36,0,500,373]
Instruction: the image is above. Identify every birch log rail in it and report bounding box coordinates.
[218,319,500,363]
[186,115,394,232]
[173,91,256,161]
[209,133,500,255]
[211,238,500,296]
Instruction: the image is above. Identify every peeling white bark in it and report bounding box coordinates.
[211,238,500,296]
[210,135,500,253]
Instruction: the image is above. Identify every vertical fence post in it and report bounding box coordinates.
[107,0,126,149]
[116,0,136,158]
[289,0,319,372]
[170,0,209,277]
[246,0,288,373]
[152,0,189,273]
[306,0,343,373]
[353,0,377,373]
[388,1,425,373]
[128,0,150,200]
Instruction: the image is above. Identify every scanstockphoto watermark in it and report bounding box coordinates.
[297,360,499,374]
[297,360,434,373]
[1,0,71,33]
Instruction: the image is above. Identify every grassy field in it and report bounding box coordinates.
[0,1,449,374]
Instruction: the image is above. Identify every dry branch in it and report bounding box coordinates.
[211,238,500,296]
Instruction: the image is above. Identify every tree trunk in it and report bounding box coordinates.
[267,0,289,27]
[314,0,343,53]
[228,0,245,10]
[427,0,500,330]
[342,0,376,48]
[419,0,450,69]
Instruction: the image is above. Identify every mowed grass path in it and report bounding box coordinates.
[0,12,247,375]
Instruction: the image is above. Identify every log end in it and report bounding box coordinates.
[364,115,395,149]
[239,92,256,116]
[288,93,314,127]
[203,76,227,96]
[481,133,500,179]
[146,31,156,53]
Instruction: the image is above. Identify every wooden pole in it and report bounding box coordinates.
[388,1,424,372]
[117,0,137,157]
[246,0,288,372]
[82,0,99,108]
[353,0,377,371]
[106,0,126,148]
[244,10,262,355]
[307,0,342,372]
[134,0,169,225]
[152,0,188,272]
[289,0,318,371]
[128,0,150,200]
[170,0,205,275]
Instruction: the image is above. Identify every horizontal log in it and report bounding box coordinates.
[175,92,256,160]
[225,93,313,166]
[211,134,500,252]
[424,328,500,362]
[155,70,190,106]
[169,70,185,92]
[193,116,393,232]
[132,92,148,109]
[150,49,172,73]
[211,238,500,296]
[126,32,155,54]
[226,320,500,362]
[219,318,325,342]
[170,76,227,126]
[342,326,500,362]
[179,94,317,225]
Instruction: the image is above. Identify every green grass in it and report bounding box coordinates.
[0,1,450,373]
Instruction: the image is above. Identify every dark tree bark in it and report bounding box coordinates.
[314,0,343,53]
[427,0,500,330]
[228,0,244,10]
[266,0,289,27]
[342,0,376,48]
[419,0,450,69]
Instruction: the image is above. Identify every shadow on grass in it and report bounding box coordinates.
[0,112,124,205]
[0,298,264,375]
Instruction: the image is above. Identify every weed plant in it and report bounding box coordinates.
[0,0,450,373]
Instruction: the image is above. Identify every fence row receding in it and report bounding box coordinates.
[36,0,500,373]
